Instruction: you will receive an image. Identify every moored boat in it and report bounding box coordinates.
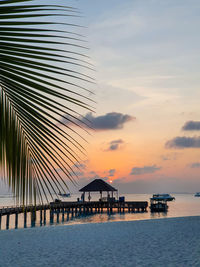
[150,201,168,212]
[195,192,200,197]
[150,193,174,212]
[58,192,71,198]
[150,194,175,201]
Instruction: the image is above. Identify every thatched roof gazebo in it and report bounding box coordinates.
[79,179,118,202]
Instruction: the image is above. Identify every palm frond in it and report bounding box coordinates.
[0,0,93,205]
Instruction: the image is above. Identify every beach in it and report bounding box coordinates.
[0,216,200,267]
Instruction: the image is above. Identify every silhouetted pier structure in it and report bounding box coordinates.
[0,179,149,229]
[0,200,148,230]
[0,204,49,229]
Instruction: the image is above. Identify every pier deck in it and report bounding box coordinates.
[0,201,148,229]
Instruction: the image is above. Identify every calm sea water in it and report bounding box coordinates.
[0,193,200,230]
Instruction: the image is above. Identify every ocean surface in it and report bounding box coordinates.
[0,193,200,230]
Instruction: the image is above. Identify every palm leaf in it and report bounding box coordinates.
[0,0,93,205]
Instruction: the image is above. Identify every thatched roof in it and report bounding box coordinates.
[79,179,117,192]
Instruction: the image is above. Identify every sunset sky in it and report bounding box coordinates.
[2,0,200,195]
[70,0,200,193]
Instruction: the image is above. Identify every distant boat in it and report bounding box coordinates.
[150,194,175,201]
[58,192,71,198]
[195,192,200,197]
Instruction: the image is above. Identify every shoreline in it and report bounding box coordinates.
[2,214,200,231]
[0,212,200,231]
[1,216,200,266]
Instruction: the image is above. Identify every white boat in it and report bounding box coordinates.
[150,194,175,201]
[195,192,200,197]
[58,192,71,198]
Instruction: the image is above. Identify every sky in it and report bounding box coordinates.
[70,0,200,193]
[2,0,200,195]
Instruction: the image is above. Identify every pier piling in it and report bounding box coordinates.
[24,209,27,228]
[40,209,43,225]
[15,213,18,229]
[6,214,10,230]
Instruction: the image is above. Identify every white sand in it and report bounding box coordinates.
[0,216,200,267]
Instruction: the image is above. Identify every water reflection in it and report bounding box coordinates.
[150,212,168,219]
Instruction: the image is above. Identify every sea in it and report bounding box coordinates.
[0,193,200,230]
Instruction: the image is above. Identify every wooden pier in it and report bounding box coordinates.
[0,201,148,230]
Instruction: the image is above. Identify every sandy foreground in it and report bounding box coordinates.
[0,216,200,267]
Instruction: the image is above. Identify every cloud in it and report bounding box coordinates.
[61,112,135,130]
[97,83,145,113]
[182,121,200,131]
[67,161,88,178]
[160,153,179,161]
[106,139,124,151]
[190,162,200,168]
[161,155,171,161]
[130,165,161,175]
[166,136,200,149]
[76,163,87,170]
[102,169,116,177]
[108,169,116,177]
[80,174,109,185]
[89,171,96,175]
[85,112,135,130]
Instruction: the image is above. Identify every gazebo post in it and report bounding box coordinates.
[100,190,102,201]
